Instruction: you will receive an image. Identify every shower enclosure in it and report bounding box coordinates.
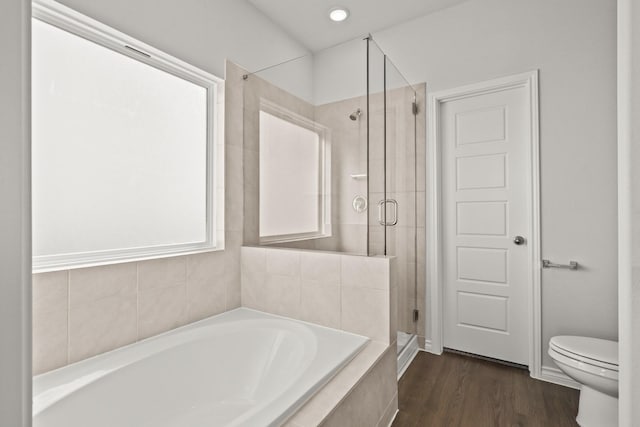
[240,36,425,361]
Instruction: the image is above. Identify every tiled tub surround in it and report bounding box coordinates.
[286,343,398,427]
[33,62,245,376]
[241,246,398,426]
[32,250,241,375]
[33,309,369,427]
[241,246,397,344]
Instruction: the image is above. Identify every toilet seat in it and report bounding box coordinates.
[549,336,618,372]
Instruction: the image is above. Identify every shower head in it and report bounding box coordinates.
[349,108,362,121]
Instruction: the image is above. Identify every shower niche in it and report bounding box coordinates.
[240,36,426,355]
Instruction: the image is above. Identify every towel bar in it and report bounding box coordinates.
[542,259,579,270]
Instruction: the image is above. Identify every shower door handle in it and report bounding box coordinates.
[377,199,398,226]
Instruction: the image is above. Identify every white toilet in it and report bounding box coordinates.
[548,336,618,427]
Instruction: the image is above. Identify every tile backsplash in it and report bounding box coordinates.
[241,246,397,344]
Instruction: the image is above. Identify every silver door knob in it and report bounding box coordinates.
[513,236,525,245]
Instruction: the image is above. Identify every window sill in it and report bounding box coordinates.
[32,244,224,274]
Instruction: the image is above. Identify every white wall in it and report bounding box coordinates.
[312,37,367,105]
[55,0,311,86]
[314,0,619,371]
[618,0,640,424]
[0,0,31,424]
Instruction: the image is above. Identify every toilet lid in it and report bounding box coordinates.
[550,336,618,371]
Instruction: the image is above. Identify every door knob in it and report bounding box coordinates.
[513,236,526,245]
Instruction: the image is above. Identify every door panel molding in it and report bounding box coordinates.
[425,70,542,378]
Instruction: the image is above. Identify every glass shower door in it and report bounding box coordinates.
[367,37,419,355]
[385,56,418,354]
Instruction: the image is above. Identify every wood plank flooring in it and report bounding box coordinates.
[393,352,579,427]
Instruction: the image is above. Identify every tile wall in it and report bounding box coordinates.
[241,246,397,344]
[32,251,241,374]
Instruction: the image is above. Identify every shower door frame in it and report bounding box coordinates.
[425,71,552,383]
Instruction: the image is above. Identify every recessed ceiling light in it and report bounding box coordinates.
[329,7,350,22]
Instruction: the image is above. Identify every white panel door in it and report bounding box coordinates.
[442,85,530,365]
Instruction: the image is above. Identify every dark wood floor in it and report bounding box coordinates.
[393,352,579,427]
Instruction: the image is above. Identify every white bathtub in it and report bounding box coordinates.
[33,308,369,427]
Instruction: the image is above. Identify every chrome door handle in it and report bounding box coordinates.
[513,236,526,245]
[377,199,398,226]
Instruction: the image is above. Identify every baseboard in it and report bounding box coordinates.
[397,335,419,380]
[419,341,579,390]
[422,339,444,355]
[537,366,581,390]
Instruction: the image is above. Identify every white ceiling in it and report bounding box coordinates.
[247,0,469,52]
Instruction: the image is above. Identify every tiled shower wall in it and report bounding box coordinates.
[32,63,246,375]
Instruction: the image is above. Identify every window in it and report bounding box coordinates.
[32,0,223,272]
[259,101,331,243]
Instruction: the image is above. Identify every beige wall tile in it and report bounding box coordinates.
[138,284,188,340]
[289,341,389,427]
[186,252,225,286]
[300,251,341,285]
[321,345,397,427]
[266,249,301,277]
[138,256,186,291]
[33,307,68,375]
[377,393,398,427]
[243,189,260,245]
[186,280,226,323]
[337,224,367,255]
[241,246,266,273]
[69,295,137,363]
[69,263,137,306]
[33,271,68,314]
[226,280,242,309]
[341,255,389,290]
[341,287,389,343]
[300,284,341,329]
[224,62,245,149]
[243,148,260,191]
[226,145,244,232]
[185,253,227,322]
[224,234,242,310]
[241,269,267,311]
[33,271,69,374]
[264,274,301,318]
